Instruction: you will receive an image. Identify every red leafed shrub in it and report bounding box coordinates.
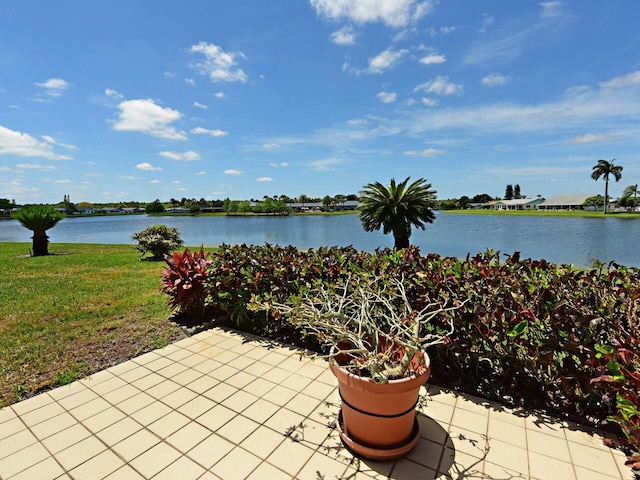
[592,338,640,471]
[159,243,640,460]
[161,246,212,322]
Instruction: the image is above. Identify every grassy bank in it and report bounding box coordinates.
[0,243,186,407]
[440,209,640,218]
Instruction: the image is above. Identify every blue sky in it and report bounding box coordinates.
[1,1,640,204]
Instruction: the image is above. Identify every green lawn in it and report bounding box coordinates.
[0,243,186,407]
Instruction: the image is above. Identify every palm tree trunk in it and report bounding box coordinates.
[393,235,410,249]
[393,225,410,249]
[32,231,49,256]
[604,178,609,214]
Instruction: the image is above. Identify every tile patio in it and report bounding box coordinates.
[0,328,633,479]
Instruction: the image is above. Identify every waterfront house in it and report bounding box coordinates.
[492,198,545,210]
[538,194,596,211]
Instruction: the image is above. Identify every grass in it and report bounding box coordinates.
[0,242,186,407]
[440,209,640,218]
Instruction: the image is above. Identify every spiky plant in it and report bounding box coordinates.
[358,177,437,249]
[11,205,65,256]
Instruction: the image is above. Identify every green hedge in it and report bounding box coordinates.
[161,244,639,454]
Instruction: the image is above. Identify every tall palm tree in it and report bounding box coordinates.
[358,177,436,249]
[591,159,623,213]
[12,205,65,256]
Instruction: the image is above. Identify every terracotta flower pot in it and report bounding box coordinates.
[329,347,431,460]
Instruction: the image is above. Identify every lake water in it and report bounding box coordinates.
[1,213,639,268]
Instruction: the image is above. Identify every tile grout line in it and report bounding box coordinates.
[432,385,457,476]
[6,395,68,479]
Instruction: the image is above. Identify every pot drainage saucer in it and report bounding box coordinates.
[335,410,421,460]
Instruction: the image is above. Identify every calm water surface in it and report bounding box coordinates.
[1,213,639,267]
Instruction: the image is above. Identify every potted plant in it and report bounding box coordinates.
[252,275,461,460]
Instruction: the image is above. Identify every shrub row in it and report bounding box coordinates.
[161,244,639,462]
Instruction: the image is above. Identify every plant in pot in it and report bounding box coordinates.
[251,274,462,460]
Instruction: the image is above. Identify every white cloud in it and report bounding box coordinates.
[399,70,640,136]
[330,26,357,45]
[310,158,342,171]
[224,169,243,175]
[377,91,397,103]
[196,171,206,175]
[215,91,226,99]
[466,5,568,66]
[269,162,289,167]
[112,99,187,140]
[136,162,163,171]
[159,150,201,161]
[0,125,72,159]
[540,1,565,19]
[119,175,139,180]
[191,127,228,137]
[34,78,69,97]
[189,42,248,83]
[15,163,57,171]
[256,176,273,182]
[421,97,438,107]
[479,13,494,32]
[440,25,457,34]
[414,76,463,96]
[149,179,161,184]
[565,133,622,145]
[42,135,78,150]
[599,70,640,89]
[54,179,71,183]
[310,0,434,28]
[262,143,281,150]
[419,53,446,65]
[404,148,445,157]
[105,88,124,99]
[481,73,510,87]
[193,102,208,109]
[185,78,196,85]
[366,48,408,74]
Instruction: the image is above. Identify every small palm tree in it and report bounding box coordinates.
[623,184,639,210]
[12,205,65,256]
[358,177,436,249]
[591,159,623,213]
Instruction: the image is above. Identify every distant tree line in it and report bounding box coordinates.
[437,193,496,210]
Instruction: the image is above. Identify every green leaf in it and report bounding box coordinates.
[508,320,528,337]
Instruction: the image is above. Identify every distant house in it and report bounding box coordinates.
[165,207,190,213]
[0,208,12,217]
[334,200,360,211]
[493,198,545,210]
[98,207,123,214]
[76,206,95,214]
[286,201,359,212]
[538,194,596,211]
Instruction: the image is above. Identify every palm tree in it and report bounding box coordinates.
[623,184,639,210]
[591,159,623,213]
[298,194,310,210]
[358,177,436,249]
[12,205,65,256]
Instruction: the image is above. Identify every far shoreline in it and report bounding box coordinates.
[439,209,640,219]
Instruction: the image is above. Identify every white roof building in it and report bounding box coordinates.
[538,195,597,210]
